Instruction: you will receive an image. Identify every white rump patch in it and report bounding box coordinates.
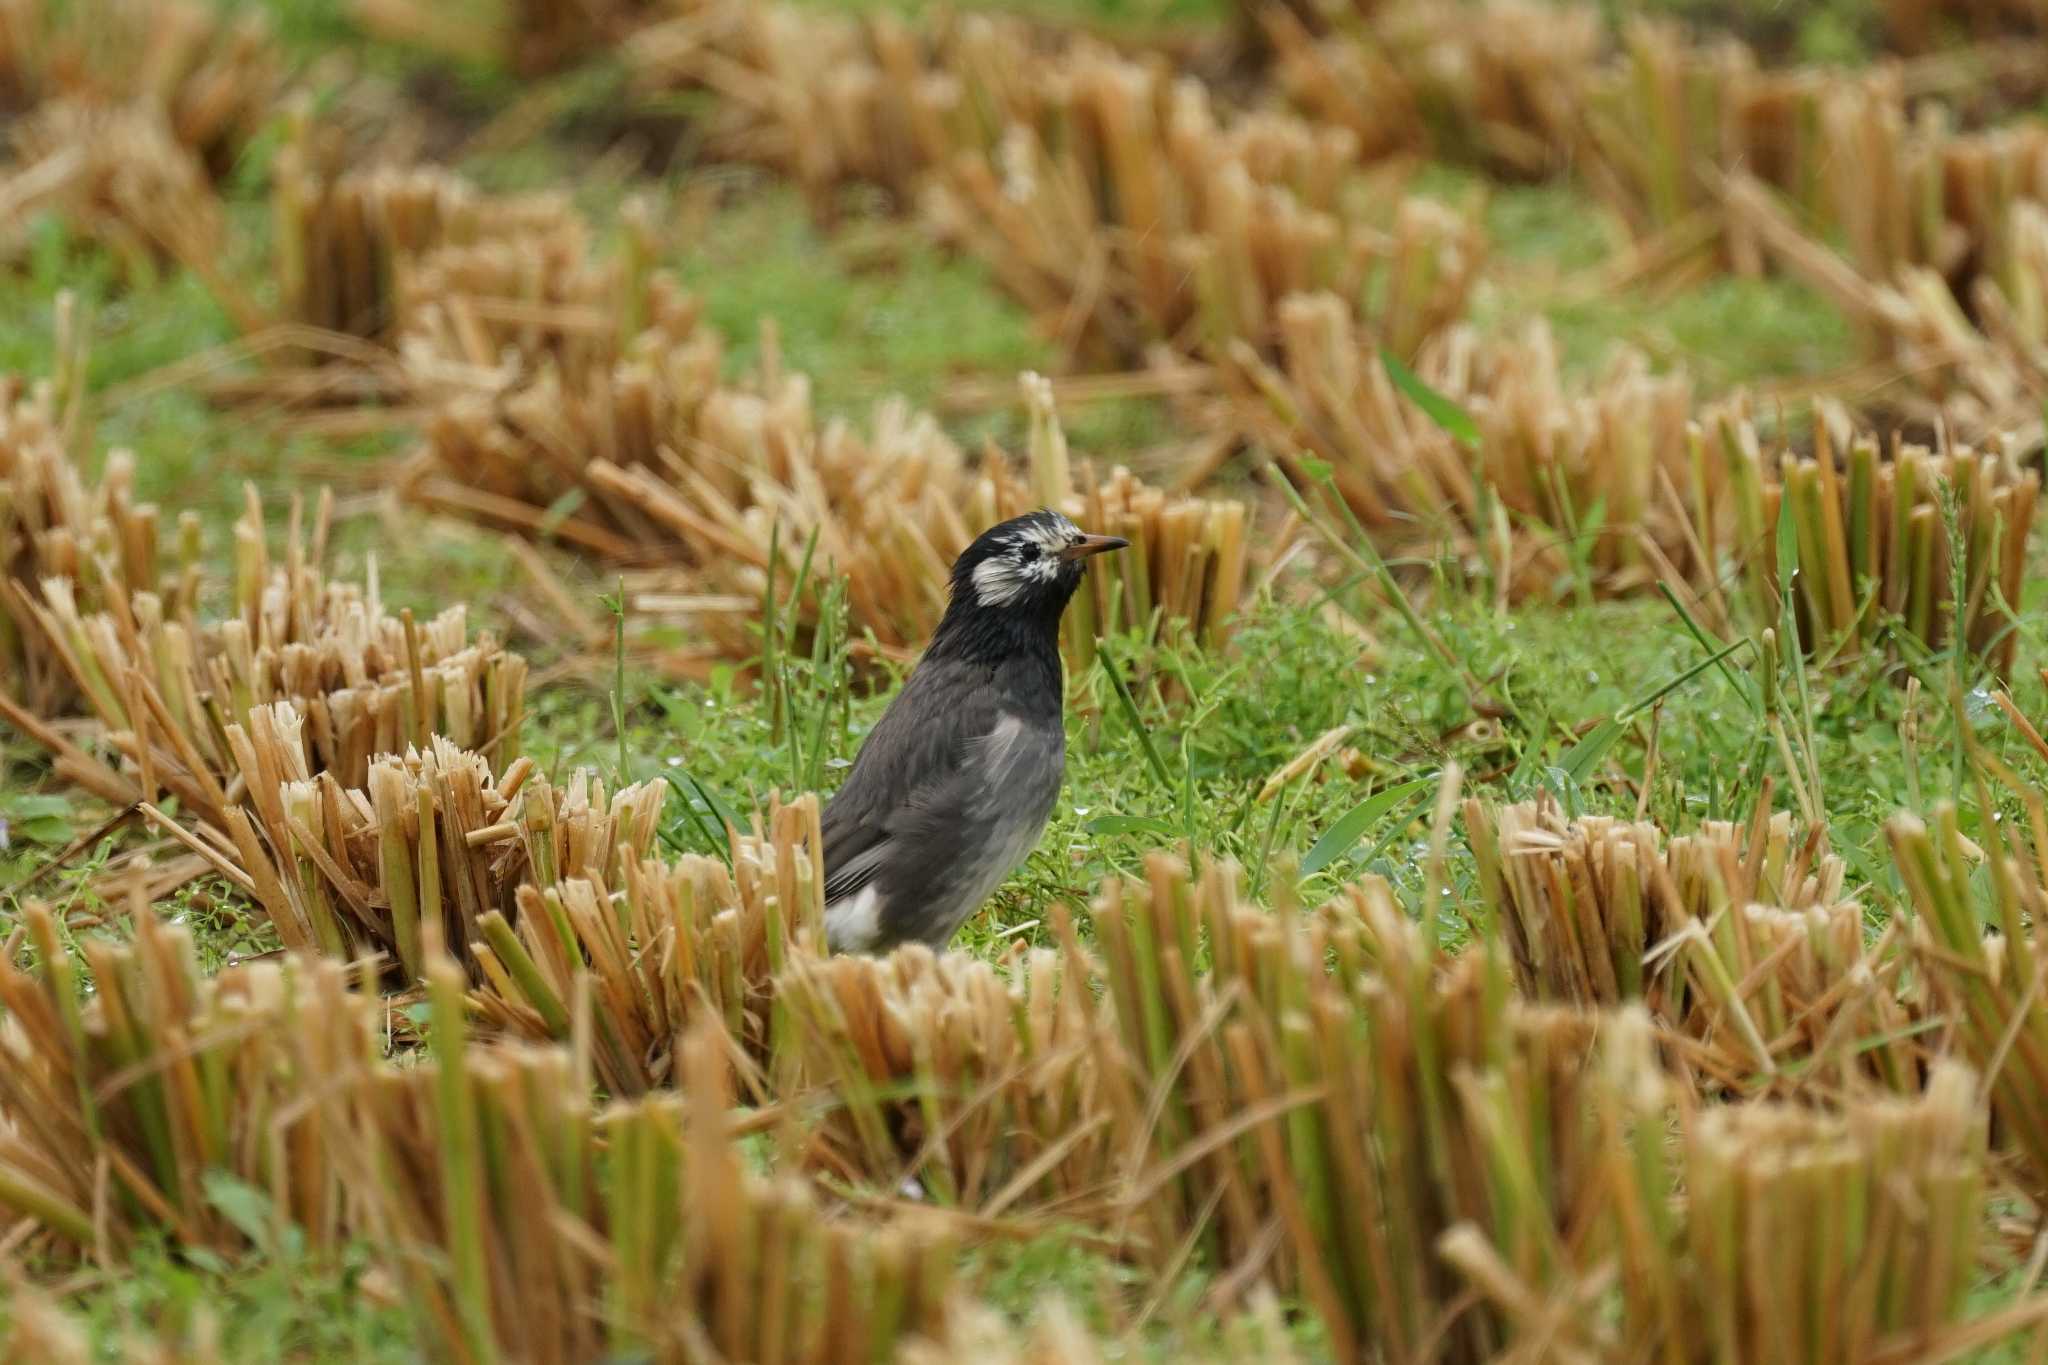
[825,883,885,954]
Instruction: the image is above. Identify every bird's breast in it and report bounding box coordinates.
[968,713,1064,816]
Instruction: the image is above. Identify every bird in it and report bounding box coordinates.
[821,508,1128,954]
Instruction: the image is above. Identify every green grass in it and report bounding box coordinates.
[671,182,1049,413]
[2,1234,421,1363]
[1431,176,1859,387]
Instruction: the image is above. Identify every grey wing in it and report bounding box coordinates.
[820,660,1003,906]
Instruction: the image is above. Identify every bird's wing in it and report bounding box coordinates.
[820,659,1005,906]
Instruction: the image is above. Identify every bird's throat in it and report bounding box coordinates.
[927,596,1066,672]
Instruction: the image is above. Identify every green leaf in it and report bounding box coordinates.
[1296,455,1334,483]
[536,487,588,540]
[1382,349,1479,446]
[1775,482,1801,595]
[1557,635,1750,788]
[1558,717,1627,786]
[1098,644,1175,792]
[1085,814,1182,839]
[1300,776,1434,875]
[17,816,71,844]
[182,1247,230,1276]
[3,793,74,820]
[204,1172,280,1252]
[660,770,738,870]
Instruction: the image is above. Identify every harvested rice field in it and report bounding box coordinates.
[12,0,2048,1359]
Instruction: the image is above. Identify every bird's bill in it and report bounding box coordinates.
[1057,533,1131,561]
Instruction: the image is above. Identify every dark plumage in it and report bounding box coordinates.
[822,509,1127,953]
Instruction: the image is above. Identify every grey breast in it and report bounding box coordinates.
[915,712,1065,945]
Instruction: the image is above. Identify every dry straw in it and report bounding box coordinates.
[469,794,827,1096]
[1679,1062,1987,1363]
[5,484,529,832]
[629,6,1042,209]
[405,286,1252,667]
[0,900,377,1259]
[1,103,228,289]
[1265,2,2048,315]
[631,3,1478,365]
[325,989,960,1364]
[905,1293,1308,1365]
[272,114,587,344]
[413,320,983,655]
[352,0,659,75]
[613,368,1253,668]
[0,914,960,1363]
[1451,1035,1998,1361]
[763,840,2028,1359]
[1573,21,1891,251]
[0,0,282,176]
[916,42,1387,364]
[1467,792,1927,1096]
[998,374,1251,670]
[1262,0,1597,175]
[1,338,191,719]
[1884,0,2048,51]
[1891,799,2048,1201]
[0,839,2038,1360]
[1710,414,2036,674]
[769,850,1646,1361]
[224,725,663,984]
[1229,305,1715,603]
[775,938,1112,1217]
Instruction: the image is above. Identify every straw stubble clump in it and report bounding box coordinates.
[400,266,1255,667]
[226,727,663,985]
[1261,0,1596,175]
[469,795,828,1096]
[1,102,227,284]
[1467,793,1927,1096]
[767,855,1644,1362]
[776,938,1111,1216]
[0,911,962,1364]
[344,979,960,1365]
[1,353,192,720]
[0,832,2030,1362]
[0,902,377,1259]
[5,484,530,836]
[1681,1062,1987,1364]
[272,123,592,345]
[1713,417,2037,674]
[1229,304,1718,602]
[1890,801,2048,1202]
[0,0,281,176]
[352,0,659,76]
[630,2,1480,366]
[516,837,2017,1363]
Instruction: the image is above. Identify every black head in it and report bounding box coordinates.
[928,509,1128,662]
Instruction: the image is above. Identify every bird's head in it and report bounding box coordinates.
[948,509,1128,618]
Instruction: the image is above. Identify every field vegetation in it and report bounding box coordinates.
[8,0,2048,1359]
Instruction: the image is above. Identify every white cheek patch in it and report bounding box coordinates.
[972,554,1031,606]
[971,547,1062,605]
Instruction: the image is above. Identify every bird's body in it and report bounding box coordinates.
[822,510,1126,953]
